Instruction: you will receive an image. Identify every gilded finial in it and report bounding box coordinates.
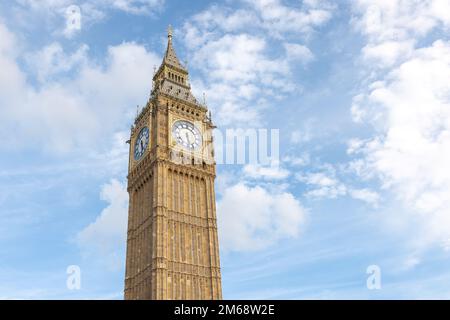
[168,24,173,40]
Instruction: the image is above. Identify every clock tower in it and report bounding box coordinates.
[124,27,222,300]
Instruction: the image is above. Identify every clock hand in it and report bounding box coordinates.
[185,132,191,144]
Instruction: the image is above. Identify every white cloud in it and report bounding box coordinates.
[187,33,290,125]
[283,154,310,167]
[348,188,380,206]
[15,0,164,15]
[76,179,128,268]
[105,0,164,14]
[346,138,366,155]
[298,172,347,199]
[353,0,450,43]
[182,6,256,41]
[243,163,290,180]
[351,1,450,250]
[362,40,415,67]
[284,43,314,63]
[301,172,338,187]
[193,34,287,84]
[353,0,450,67]
[351,40,450,248]
[247,0,333,38]
[402,256,421,270]
[217,183,307,251]
[0,22,160,154]
[290,118,317,145]
[443,239,450,251]
[84,130,130,176]
[290,130,304,144]
[0,23,23,101]
[183,0,334,43]
[181,1,333,126]
[25,42,89,82]
[297,169,380,205]
[8,0,163,38]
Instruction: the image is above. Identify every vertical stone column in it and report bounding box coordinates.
[211,177,223,299]
[151,161,168,299]
[124,187,134,299]
[205,175,222,300]
[131,188,138,299]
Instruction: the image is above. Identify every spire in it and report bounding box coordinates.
[151,26,204,108]
[168,24,173,41]
[162,25,186,72]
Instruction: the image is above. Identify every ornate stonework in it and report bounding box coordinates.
[124,27,222,300]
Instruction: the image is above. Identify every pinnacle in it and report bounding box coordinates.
[162,25,187,72]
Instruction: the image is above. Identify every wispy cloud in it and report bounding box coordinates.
[349,0,450,252]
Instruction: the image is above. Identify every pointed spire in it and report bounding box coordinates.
[162,24,187,72]
[168,24,173,41]
[151,26,204,107]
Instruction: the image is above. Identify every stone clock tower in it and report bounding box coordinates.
[124,27,222,300]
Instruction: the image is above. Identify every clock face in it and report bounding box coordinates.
[172,120,202,151]
[134,126,149,160]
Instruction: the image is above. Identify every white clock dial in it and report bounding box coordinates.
[172,120,202,151]
[134,126,149,160]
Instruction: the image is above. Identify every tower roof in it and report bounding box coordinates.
[150,26,206,109]
[162,25,187,72]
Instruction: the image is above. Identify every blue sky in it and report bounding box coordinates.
[1,0,450,299]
